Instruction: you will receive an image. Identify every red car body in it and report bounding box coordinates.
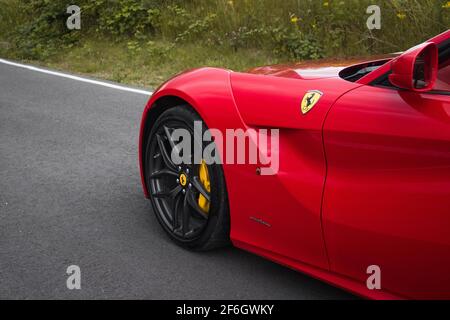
[139,30,450,299]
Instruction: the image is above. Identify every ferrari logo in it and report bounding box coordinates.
[301,90,323,114]
[179,173,187,187]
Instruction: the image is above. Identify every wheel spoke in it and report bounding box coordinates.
[156,133,176,171]
[152,185,182,199]
[182,195,191,235]
[186,188,208,219]
[191,176,210,202]
[150,168,178,179]
[172,193,182,231]
[164,125,184,161]
[163,126,176,149]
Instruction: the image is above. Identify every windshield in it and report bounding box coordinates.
[338,59,392,82]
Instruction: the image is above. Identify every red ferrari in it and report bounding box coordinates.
[139,30,450,300]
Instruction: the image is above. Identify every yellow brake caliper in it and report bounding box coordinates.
[198,160,211,213]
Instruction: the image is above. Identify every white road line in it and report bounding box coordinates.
[0,58,153,96]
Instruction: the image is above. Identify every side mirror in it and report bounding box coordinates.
[389,42,438,92]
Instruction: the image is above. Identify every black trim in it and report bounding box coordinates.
[425,90,450,96]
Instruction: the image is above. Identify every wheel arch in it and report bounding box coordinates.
[139,68,245,200]
[140,95,188,197]
[139,94,200,199]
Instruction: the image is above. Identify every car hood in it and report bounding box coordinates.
[246,54,399,80]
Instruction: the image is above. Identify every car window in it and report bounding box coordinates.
[434,64,450,92]
[433,39,449,92]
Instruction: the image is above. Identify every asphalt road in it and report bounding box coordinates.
[0,61,353,299]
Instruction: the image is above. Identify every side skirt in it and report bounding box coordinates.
[232,239,404,300]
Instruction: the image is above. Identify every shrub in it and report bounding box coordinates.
[1,0,448,61]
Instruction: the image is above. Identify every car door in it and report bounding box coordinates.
[322,56,450,298]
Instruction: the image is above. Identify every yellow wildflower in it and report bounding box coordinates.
[397,13,406,19]
[323,2,329,7]
[443,1,450,9]
[291,16,299,24]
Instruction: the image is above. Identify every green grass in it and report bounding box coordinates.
[3,39,280,88]
[0,0,448,88]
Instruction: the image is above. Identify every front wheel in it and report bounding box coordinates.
[144,105,230,251]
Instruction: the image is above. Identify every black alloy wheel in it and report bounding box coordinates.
[144,105,230,250]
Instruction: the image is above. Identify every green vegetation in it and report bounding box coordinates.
[0,0,449,88]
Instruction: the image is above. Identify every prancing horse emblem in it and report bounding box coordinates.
[179,173,187,187]
[301,90,323,114]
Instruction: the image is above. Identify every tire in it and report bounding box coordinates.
[144,105,230,251]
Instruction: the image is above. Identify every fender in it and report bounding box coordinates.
[139,67,249,247]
